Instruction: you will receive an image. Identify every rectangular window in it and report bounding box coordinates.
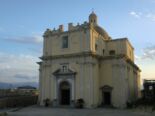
[61,63,69,72]
[62,65,67,72]
[95,44,98,51]
[103,49,105,55]
[62,36,68,48]
[109,50,115,55]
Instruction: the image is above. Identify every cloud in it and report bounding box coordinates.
[129,11,142,18]
[130,11,155,22]
[135,55,141,61]
[14,74,36,80]
[4,35,43,44]
[146,13,155,21]
[0,52,39,83]
[135,45,155,60]
[142,45,155,59]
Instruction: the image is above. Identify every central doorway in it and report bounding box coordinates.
[103,92,111,105]
[59,81,70,105]
[101,85,113,106]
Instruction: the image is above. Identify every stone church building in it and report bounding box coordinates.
[38,12,141,108]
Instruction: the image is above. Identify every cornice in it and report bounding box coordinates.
[38,52,140,71]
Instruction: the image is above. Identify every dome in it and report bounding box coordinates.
[94,26,109,39]
[88,12,110,39]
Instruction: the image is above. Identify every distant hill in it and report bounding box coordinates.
[17,85,36,89]
[0,82,38,89]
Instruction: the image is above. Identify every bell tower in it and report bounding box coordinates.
[89,11,98,26]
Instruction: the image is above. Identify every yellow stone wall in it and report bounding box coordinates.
[43,29,91,57]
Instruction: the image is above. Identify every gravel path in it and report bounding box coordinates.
[7,106,155,116]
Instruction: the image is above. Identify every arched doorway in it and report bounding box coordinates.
[59,81,70,105]
[101,85,113,105]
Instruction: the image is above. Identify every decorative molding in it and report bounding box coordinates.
[53,68,76,76]
[100,85,113,91]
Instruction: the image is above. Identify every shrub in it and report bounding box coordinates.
[43,98,50,107]
[75,98,84,108]
[126,101,133,109]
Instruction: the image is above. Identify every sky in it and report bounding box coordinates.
[0,0,155,83]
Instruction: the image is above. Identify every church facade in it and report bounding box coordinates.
[38,12,141,108]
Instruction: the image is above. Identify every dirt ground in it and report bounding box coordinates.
[7,105,155,116]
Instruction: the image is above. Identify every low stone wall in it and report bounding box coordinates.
[0,112,7,116]
[0,95,38,108]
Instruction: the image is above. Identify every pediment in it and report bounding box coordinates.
[101,85,113,91]
[53,68,76,76]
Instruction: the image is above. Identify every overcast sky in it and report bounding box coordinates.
[0,0,155,83]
